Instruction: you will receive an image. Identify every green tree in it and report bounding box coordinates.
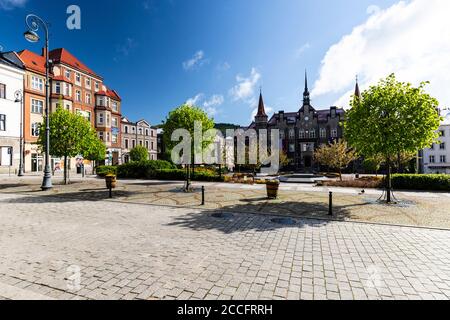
[82,131,106,175]
[38,107,102,184]
[162,104,215,189]
[130,145,149,162]
[345,74,441,202]
[314,140,357,181]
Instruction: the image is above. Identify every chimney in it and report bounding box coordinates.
[41,47,48,59]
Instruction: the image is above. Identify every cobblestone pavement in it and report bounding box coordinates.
[0,191,449,300]
[1,176,450,228]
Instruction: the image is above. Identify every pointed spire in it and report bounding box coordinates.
[303,69,310,105]
[256,89,267,117]
[354,75,361,99]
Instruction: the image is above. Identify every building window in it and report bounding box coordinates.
[55,82,61,94]
[112,134,118,144]
[31,99,44,114]
[146,129,149,136]
[125,139,129,149]
[76,90,81,102]
[65,83,70,96]
[440,130,445,137]
[124,126,128,134]
[429,155,435,163]
[31,122,40,137]
[289,143,295,153]
[440,142,446,150]
[0,83,5,99]
[75,73,81,84]
[31,76,44,91]
[132,140,136,148]
[66,104,70,111]
[139,128,143,135]
[288,128,295,139]
[95,82,99,91]
[85,78,91,88]
[145,141,149,149]
[85,93,91,105]
[440,155,447,163]
[310,130,316,139]
[111,101,118,112]
[151,141,154,150]
[65,70,71,79]
[106,114,110,126]
[112,117,118,128]
[331,128,338,138]
[0,114,5,131]
[85,111,91,122]
[98,113,104,124]
[106,132,110,142]
[299,130,305,139]
[320,128,326,139]
[98,132,104,141]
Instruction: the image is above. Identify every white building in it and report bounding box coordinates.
[422,111,450,174]
[0,52,25,174]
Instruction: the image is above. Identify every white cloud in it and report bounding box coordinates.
[312,0,450,109]
[0,0,26,10]
[182,50,208,71]
[229,68,261,103]
[366,4,381,15]
[186,93,224,116]
[295,42,311,58]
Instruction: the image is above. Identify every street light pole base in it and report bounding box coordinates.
[41,168,53,191]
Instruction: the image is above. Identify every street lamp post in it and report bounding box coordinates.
[24,14,52,190]
[14,90,24,176]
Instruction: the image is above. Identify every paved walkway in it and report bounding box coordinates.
[0,191,449,300]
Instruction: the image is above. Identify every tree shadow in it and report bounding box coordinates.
[0,189,140,203]
[165,200,344,234]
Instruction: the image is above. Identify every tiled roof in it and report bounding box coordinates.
[17,49,46,74]
[49,48,100,78]
[96,88,121,101]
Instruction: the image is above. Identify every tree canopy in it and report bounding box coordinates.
[130,145,149,162]
[314,140,357,181]
[38,107,105,183]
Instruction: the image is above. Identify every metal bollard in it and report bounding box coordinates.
[201,186,205,205]
[328,192,333,216]
[109,186,112,199]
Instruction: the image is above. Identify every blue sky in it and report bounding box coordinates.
[1,0,448,126]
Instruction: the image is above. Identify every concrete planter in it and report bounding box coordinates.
[266,180,280,199]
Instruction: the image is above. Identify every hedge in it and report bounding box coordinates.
[116,160,176,179]
[96,165,117,177]
[153,169,224,182]
[390,174,450,191]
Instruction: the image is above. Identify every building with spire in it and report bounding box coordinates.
[248,72,359,171]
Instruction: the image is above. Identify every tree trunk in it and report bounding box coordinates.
[64,156,68,185]
[386,157,392,203]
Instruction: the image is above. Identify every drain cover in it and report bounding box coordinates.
[211,212,234,219]
[270,217,296,225]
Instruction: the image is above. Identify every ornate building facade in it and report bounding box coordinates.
[249,73,357,172]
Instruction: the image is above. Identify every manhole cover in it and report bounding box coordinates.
[270,217,296,225]
[211,212,234,219]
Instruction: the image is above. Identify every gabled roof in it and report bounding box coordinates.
[0,51,24,70]
[49,48,101,79]
[136,119,151,127]
[96,88,121,101]
[18,49,46,74]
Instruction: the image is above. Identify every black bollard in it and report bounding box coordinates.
[109,186,112,198]
[328,192,333,216]
[201,186,205,205]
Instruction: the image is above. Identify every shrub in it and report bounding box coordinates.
[129,146,149,162]
[96,165,117,177]
[390,174,450,191]
[152,169,224,182]
[322,176,383,188]
[116,160,176,179]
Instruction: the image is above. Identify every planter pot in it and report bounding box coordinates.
[266,181,280,199]
[105,175,117,189]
